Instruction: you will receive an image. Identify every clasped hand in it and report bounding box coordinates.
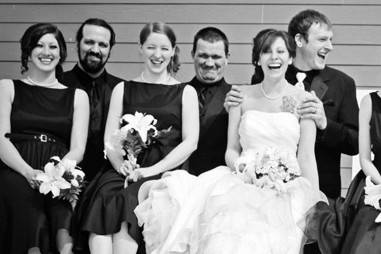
[25,169,44,188]
[118,161,155,183]
[297,91,327,130]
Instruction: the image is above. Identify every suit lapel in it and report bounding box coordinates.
[311,75,328,100]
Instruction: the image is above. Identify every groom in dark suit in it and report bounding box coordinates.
[286,9,359,200]
[287,9,359,254]
[186,27,231,176]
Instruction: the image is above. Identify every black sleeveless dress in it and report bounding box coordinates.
[338,92,381,254]
[75,81,185,253]
[304,92,381,254]
[0,80,75,254]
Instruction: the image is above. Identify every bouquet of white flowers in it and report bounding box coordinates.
[234,147,301,193]
[34,156,85,208]
[104,111,171,188]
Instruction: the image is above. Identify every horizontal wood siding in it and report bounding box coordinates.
[0,0,379,196]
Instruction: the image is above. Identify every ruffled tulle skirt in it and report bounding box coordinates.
[135,166,325,254]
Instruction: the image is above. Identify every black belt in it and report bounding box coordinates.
[5,133,64,144]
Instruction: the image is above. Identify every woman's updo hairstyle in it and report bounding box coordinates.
[251,29,295,84]
[139,22,180,74]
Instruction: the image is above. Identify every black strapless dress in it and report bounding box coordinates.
[0,80,75,254]
[74,81,185,254]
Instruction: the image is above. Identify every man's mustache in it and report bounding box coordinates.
[86,51,102,59]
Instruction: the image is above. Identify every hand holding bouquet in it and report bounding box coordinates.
[105,111,171,188]
[34,156,85,208]
[234,147,301,193]
[364,176,381,222]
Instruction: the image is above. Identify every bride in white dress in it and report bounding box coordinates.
[135,29,324,254]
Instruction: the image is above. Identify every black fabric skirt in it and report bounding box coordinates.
[303,171,366,254]
[73,165,161,254]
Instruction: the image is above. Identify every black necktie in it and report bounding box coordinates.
[199,86,209,109]
[89,81,100,136]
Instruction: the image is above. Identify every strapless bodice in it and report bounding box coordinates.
[239,110,300,156]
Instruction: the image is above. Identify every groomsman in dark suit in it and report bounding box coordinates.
[227,9,359,200]
[286,9,358,200]
[186,27,231,176]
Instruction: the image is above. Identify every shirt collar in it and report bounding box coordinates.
[73,64,108,87]
[189,76,225,89]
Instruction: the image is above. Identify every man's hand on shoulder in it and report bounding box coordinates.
[298,91,327,130]
[224,85,244,112]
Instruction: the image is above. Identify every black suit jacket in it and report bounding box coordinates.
[286,65,359,199]
[187,78,231,176]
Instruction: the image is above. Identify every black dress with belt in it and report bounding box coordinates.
[0,80,75,254]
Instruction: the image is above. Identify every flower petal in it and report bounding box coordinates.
[39,183,52,195]
[51,185,61,197]
[35,173,51,182]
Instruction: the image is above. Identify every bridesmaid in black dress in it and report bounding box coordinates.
[0,23,89,254]
[337,91,381,254]
[75,22,199,254]
[303,92,381,254]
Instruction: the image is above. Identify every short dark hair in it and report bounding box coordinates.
[20,23,67,74]
[251,29,295,83]
[76,18,116,48]
[288,9,332,41]
[192,26,229,56]
[139,22,180,74]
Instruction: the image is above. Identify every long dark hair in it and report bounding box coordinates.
[20,23,67,76]
[251,29,295,84]
[139,22,180,74]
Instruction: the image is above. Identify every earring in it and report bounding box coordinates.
[297,42,302,47]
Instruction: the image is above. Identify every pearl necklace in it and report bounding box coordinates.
[260,83,283,100]
[140,72,171,85]
[26,76,60,88]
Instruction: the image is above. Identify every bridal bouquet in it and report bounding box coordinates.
[34,156,85,208]
[234,147,301,192]
[104,111,171,188]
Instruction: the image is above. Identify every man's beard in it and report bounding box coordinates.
[79,50,109,74]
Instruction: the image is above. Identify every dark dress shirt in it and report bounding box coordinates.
[60,64,124,181]
[186,77,231,175]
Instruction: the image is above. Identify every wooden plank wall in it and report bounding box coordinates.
[1,0,380,196]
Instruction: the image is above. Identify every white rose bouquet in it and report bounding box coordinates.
[234,147,301,193]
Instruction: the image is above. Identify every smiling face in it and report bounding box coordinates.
[297,23,333,70]
[29,33,60,72]
[192,39,227,84]
[258,36,292,81]
[78,24,111,74]
[140,32,175,75]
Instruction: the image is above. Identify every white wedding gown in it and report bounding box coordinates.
[135,110,324,254]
